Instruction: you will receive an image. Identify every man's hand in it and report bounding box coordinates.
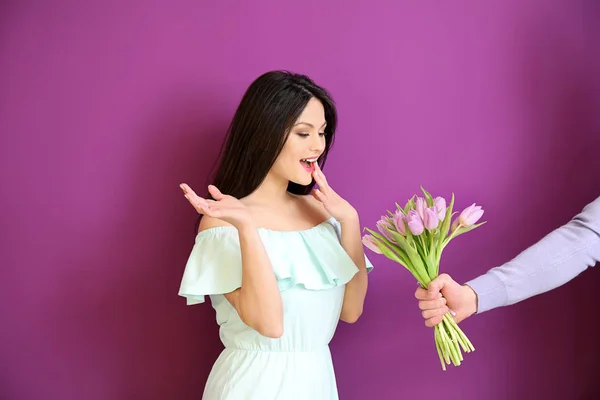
[415,273,478,327]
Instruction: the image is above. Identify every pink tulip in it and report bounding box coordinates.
[393,210,407,235]
[434,197,446,220]
[423,207,440,230]
[415,197,427,220]
[406,210,424,236]
[376,217,396,242]
[458,203,484,227]
[362,234,382,254]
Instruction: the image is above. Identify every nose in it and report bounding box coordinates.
[309,134,325,154]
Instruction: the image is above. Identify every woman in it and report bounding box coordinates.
[178,70,374,399]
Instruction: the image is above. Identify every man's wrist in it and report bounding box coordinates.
[463,284,479,316]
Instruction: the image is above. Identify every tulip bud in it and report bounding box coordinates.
[393,210,407,235]
[406,210,424,236]
[458,203,484,227]
[362,234,382,254]
[423,207,440,230]
[376,217,395,242]
[415,197,427,220]
[433,197,446,221]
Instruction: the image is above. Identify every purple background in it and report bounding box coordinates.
[1,1,599,399]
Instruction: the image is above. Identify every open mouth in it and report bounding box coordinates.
[300,157,318,173]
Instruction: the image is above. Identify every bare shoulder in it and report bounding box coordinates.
[197,215,233,233]
[295,194,332,222]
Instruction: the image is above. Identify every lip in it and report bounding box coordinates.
[300,156,320,162]
[299,158,317,173]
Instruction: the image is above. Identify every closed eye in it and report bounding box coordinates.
[297,132,327,138]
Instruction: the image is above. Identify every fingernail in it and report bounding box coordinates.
[450,310,457,316]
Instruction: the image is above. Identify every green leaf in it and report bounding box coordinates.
[366,228,421,278]
[414,235,428,261]
[365,227,389,244]
[404,196,415,214]
[421,185,434,207]
[365,228,400,257]
[448,221,487,241]
[391,231,430,285]
[427,236,439,279]
[378,243,403,263]
[365,228,406,257]
[395,202,406,214]
[436,193,455,256]
[440,221,487,253]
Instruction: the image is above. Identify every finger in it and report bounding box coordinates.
[187,198,210,214]
[422,306,449,320]
[311,169,325,189]
[414,287,429,300]
[208,185,225,201]
[425,274,453,299]
[313,163,329,189]
[180,183,203,203]
[180,183,197,197]
[182,188,209,211]
[312,188,325,203]
[181,194,205,214]
[425,315,444,328]
[415,287,443,301]
[315,163,329,186]
[418,297,446,311]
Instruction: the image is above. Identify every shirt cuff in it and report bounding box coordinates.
[465,271,509,314]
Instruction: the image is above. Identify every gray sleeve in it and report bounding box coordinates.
[465,196,600,313]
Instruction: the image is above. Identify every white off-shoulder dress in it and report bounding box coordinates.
[178,217,374,400]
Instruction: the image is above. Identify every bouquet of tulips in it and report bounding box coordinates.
[362,186,485,370]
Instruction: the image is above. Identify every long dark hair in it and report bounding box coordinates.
[195,70,337,231]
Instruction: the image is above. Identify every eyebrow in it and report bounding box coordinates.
[293,122,327,128]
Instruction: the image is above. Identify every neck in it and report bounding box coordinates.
[245,172,292,205]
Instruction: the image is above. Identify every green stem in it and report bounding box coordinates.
[431,313,476,370]
[441,320,460,366]
[442,224,463,248]
[434,328,446,371]
[443,313,475,352]
[437,323,451,365]
[419,235,428,258]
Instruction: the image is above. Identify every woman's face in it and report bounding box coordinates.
[269,97,327,187]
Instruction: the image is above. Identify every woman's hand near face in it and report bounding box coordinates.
[310,162,358,224]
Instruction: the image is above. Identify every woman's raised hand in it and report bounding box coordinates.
[180,183,252,229]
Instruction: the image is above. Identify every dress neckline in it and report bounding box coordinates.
[195,217,336,237]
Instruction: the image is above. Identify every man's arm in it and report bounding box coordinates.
[467,196,600,313]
